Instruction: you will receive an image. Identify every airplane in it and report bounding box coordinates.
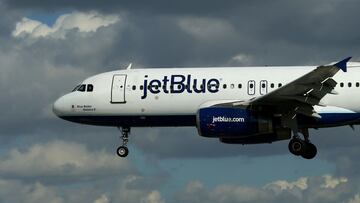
[53,57,360,159]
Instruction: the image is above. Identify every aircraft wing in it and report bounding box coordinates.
[232,57,351,118]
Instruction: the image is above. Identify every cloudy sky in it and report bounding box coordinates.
[1,0,360,202]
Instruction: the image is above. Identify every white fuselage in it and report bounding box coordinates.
[53,63,360,127]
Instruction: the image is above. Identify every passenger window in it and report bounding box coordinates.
[223,84,227,89]
[230,84,234,89]
[340,82,344,87]
[87,84,93,92]
[132,85,136,90]
[270,83,274,88]
[140,85,144,90]
[249,83,254,88]
[238,84,242,89]
[348,82,352,87]
[356,82,359,87]
[77,84,86,92]
[278,83,282,87]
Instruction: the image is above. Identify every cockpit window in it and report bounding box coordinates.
[87,84,94,92]
[72,85,81,92]
[73,84,93,92]
[77,84,86,92]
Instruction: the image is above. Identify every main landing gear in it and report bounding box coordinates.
[288,129,317,159]
[116,127,130,157]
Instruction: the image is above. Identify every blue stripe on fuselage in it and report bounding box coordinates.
[59,113,360,128]
[298,113,360,127]
[59,115,196,127]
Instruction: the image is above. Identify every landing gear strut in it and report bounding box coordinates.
[288,128,317,159]
[116,127,130,157]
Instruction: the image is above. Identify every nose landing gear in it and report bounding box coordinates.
[116,127,130,157]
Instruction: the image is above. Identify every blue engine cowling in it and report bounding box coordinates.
[196,107,291,143]
[219,129,291,144]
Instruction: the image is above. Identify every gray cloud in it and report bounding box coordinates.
[172,175,356,203]
[1,1,360,202]
[132,127,289,158]
[0,140,133,183]
[2,0,241,15]
[1,0,360,158]
[0,179,64,203]
[0,176,166,203]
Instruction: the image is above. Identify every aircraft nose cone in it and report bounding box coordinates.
[53,97,67,116]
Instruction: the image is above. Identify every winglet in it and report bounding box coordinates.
[334,57,351,72]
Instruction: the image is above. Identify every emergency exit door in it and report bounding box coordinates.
[248,80,255,95]
[260,80,268,95]
[111,74,127,103]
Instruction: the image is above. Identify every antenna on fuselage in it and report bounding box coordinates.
[126,63,132,70]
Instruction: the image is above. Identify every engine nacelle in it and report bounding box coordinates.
[197,107,274,137]
[219,128,291,144]
[196,107,291,143]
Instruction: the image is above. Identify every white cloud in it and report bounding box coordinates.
[178,17,235,41]
[141,191,165,203]
[12,11,120,39]
[228,53,254,66]
[321,175,348,189]
[12,17,43,37]
[175,175,354,203]
[94,194,110,203]
[0,140,131,181]
[109,175,166,203]
[265,177,308,191]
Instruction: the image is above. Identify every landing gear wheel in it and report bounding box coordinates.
[117,146,129,157]
[288,127,318,159]
[288,139,305,156]
[301,143,317,159]
[116,127,130,158]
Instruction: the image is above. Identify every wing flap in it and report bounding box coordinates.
[308,78,337,100]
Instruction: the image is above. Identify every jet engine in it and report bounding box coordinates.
[196,107,291,144]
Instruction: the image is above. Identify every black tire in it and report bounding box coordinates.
[116,146,129,157]
[301,143,317,159]
[288,139,305,156]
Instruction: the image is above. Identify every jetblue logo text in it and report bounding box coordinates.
[212,116,245,123]
[142,75,220,99]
